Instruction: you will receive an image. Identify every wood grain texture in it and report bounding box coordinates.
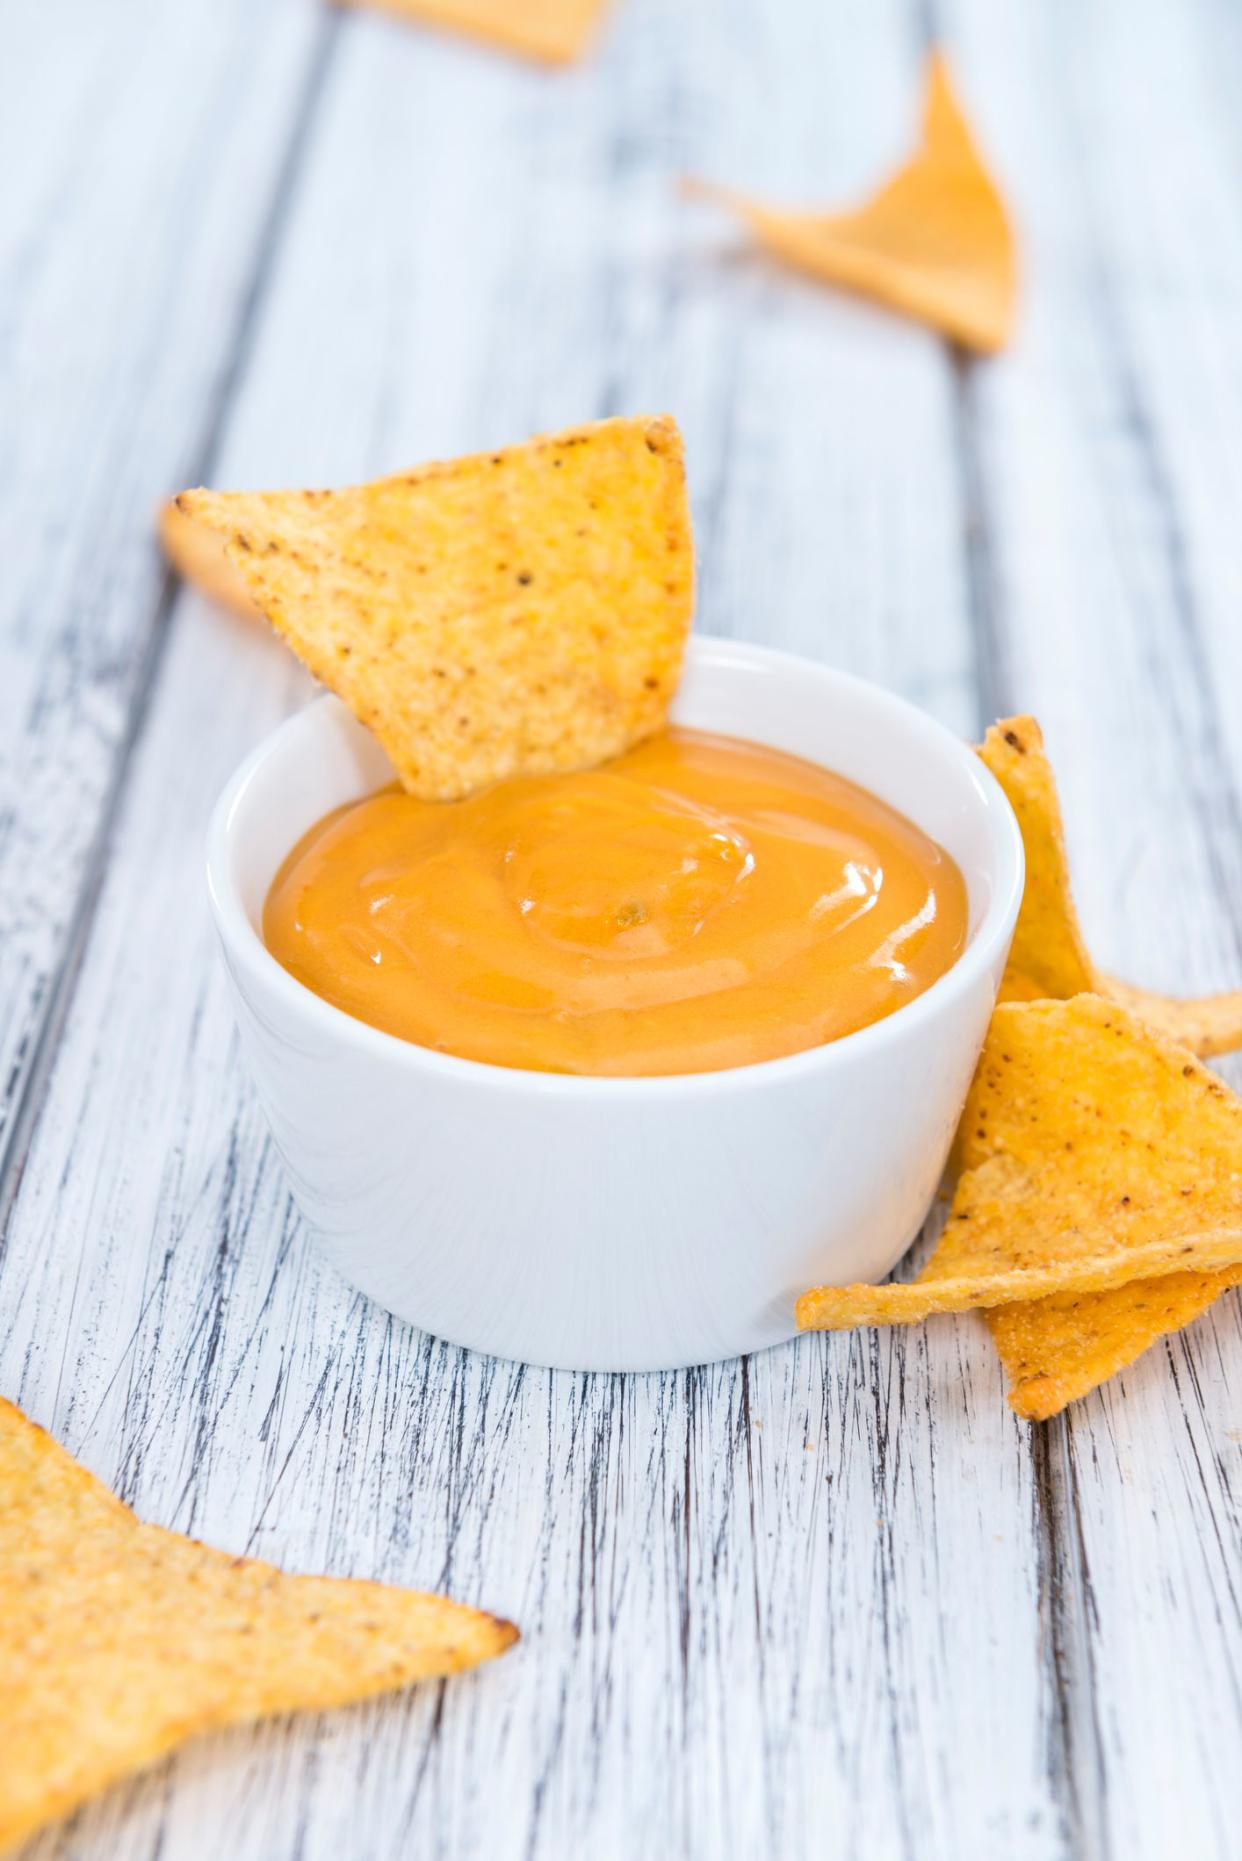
[4,3,1057,1857]
[4,0,1242,1855]
[0,0,330,1184]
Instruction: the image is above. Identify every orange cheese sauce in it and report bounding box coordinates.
[264,729,969,1077]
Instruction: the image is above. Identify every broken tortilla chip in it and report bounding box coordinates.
[159,499,260,621]
[980,716,1242,1056]
[798,998,1242,1417]
[0,1397,517,1850]
[685,55,1016,354]
[332,0,610,65]
[176,415,694,802]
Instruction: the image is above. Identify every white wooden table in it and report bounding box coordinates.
[5,3,1242,1856]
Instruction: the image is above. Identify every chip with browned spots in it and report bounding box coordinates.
[685,56,1016,354]
[0,1397,517,1851]
[159,498,260,621]
[954,999,1242,1417]
[798,998,1242,1419]
[980,716,1242,1056]
[332,0,611,65]
[176,415,694,801]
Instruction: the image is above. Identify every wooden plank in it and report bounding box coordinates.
[3,4,1064,1857]
[944,3,1242,1853]
[0,0,331,1178]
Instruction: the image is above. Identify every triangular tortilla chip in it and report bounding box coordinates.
[798,998,1242,1418]
[980,716,1242,1055]
[159,499,260,621]
[0,1398,517,1849]
[176,415,694,801]
[935,997,1242,1418]
[685,56,1016,354]
[332,0,610,65]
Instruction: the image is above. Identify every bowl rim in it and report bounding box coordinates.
[207,637,1024,1100]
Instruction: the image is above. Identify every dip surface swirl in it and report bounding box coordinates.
[264,728,968,1077]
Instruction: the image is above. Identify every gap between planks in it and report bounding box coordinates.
[1032,1419,1112,1861]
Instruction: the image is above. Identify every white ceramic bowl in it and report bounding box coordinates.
[208,639,1022,1372]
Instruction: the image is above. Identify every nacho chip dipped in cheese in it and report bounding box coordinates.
[176,415,694,802]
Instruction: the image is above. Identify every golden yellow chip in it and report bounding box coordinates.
[176,415,694,801]
[332,0,610,65]
[796,1230,1242,1331]
[799,998,1242,1417]
[1091,972,1242,1064]
[159,499,260,621]
[979,717,1094,1000]
[0,1397,517,1850]
[980,716,1242,1055]
[938,996,1242,1417]
[685,56,1016,354]
[984,1265,1242,1423]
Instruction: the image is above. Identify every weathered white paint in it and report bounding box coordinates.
[0,0,328,1164]
[4,0,1241,1855]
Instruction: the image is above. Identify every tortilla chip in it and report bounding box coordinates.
[0,1397,517,1850]
[936,996,1242,1417]
[176,415,694,801]
[985,1265,1242,1423]
[796,1230,1242,1331]
[798,998,1242,1416]
[159,499,260,621]
[332,0,609,65]
[980,716,1242,1055]
[685,56,1016,354]
[1093,972,1242,1063]
[980,717,1095,1000]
